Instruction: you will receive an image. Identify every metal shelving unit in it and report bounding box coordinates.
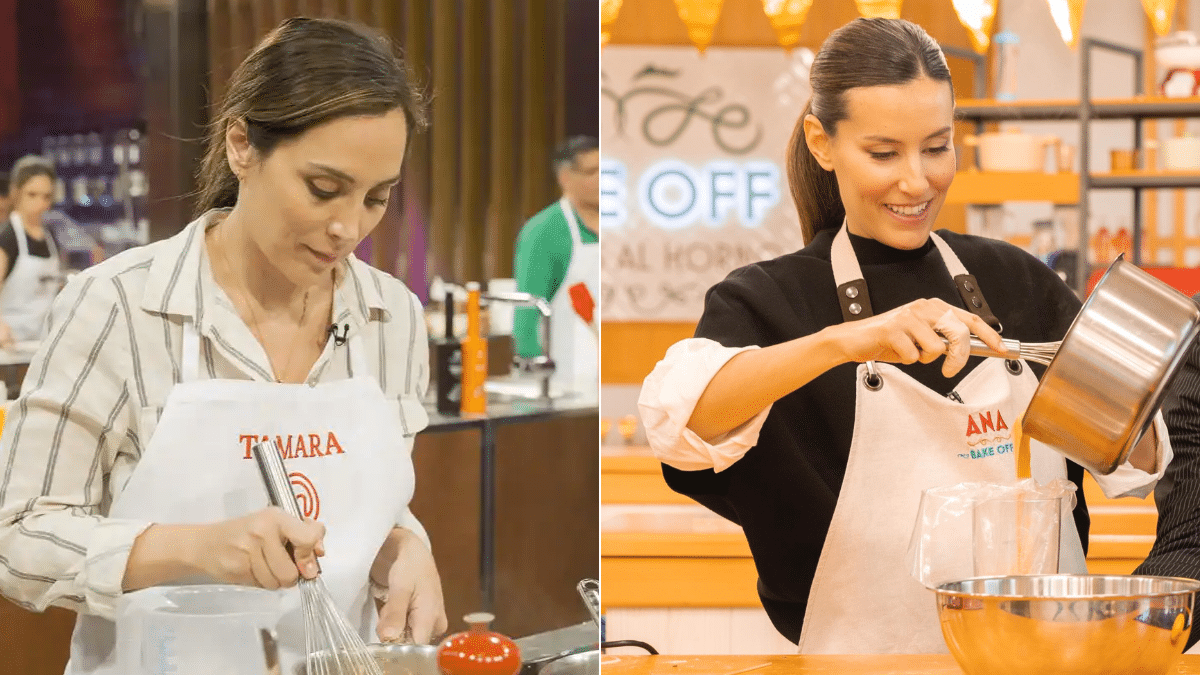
[956,39,1200,295]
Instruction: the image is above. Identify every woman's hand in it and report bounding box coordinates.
[0,321,15,349]
[828,298,1006,377]
[373,527,448,644]
[191,507,325,589]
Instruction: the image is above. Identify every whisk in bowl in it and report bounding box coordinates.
[253,440,383,675]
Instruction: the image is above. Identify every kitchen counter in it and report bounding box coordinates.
[414,395,598,639]
[600,654,1200,674]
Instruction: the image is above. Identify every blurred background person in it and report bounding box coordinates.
[0,170,11,222]
[513,135,600,397]
[0,155,64,347]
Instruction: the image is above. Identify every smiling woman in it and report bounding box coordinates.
[636,16,1172,654]
[0,17,447,675]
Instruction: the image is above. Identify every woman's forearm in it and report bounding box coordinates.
[122,524,206,591]
[688,326,850,442]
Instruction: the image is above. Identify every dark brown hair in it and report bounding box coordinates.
[195,17,428,216]
[8,155,56,198]
[788,18,953,244]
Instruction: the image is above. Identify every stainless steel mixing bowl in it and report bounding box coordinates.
[936,575,1200,675]
[295,643,439,675]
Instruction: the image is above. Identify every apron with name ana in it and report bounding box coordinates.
[795,225,1087,654]
[548,197,599,397]
[65,320,415,674]
[0,212,62,342]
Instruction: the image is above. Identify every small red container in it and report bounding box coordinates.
[436,612,522,675]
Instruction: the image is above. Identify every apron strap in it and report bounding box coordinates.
[830,224,874,323]
[829,223,1002,332]
[927,234,1003,333]
[10,213,29,258]
[560,196,586,249]
[181,320,202,383]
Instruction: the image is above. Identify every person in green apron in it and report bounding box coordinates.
[513,135,600,397]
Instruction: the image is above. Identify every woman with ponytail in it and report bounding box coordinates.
[0,18,446,674]
[639,17,1169,652]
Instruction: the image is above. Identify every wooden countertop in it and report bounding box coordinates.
[599,654,1200,674]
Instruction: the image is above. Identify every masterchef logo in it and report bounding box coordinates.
[290,471,320,520]
[238,433,346,460]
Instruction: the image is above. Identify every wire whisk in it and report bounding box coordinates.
[973,337,1061,366]
[254,440,383,675]
[940,336,1061,367]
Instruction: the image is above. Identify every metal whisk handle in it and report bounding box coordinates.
[253,440,304,521]
[577,579,600,626]
[966,337,1024,361]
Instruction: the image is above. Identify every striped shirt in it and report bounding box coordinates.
[0,210,431,619]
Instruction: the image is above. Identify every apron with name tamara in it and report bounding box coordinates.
[66,321,415,675]
[795,225,1087,654]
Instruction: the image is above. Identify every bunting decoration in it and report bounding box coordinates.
[673,0,726,52]
[1141,0,1177,36]
[762,0,816,51]
[854,0,903,19]
[602,0,624,46]
[951,0,998,53]
[1046,0,1086,48]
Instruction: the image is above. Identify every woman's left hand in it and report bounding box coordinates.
[374,527,448,644]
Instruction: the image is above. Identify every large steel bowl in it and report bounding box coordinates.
[1024,258,1200,475]
[534,650,600,675]
[936,575,1200,675]
[295,643,439,675]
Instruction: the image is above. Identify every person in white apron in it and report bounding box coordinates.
[549,195,599,397]
[67,318,415,675]
[513,136,599,399]
[0,18,445,675]
[638,17,1168,652]
[0,156,64,345]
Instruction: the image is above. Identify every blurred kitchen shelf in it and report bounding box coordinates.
[955,40,1200,293]
[602,555,761,609]
[603,447,693,505]
[602,531,759,608]
[946,171,1079,205]
[1089,171,1200,189]
[603,532,750,557]
[957,96,1200,121]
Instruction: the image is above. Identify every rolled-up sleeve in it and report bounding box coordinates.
[0,275,147,618]
[638,337,772,473]
[1090,412,1172,500]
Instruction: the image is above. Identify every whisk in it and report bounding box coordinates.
[253,440,383,675]
[945,336,1061,367]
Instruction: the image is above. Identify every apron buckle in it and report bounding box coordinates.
[863,361,883,391]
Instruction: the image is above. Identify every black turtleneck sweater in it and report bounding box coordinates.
[662,227,1087,644]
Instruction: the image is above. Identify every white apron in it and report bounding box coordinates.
[0,212,62,341]
[65,322,415,675]
[549,197,599,398]
[796,226,1087,654]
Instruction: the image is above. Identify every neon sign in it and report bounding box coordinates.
[601,158,781,230]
